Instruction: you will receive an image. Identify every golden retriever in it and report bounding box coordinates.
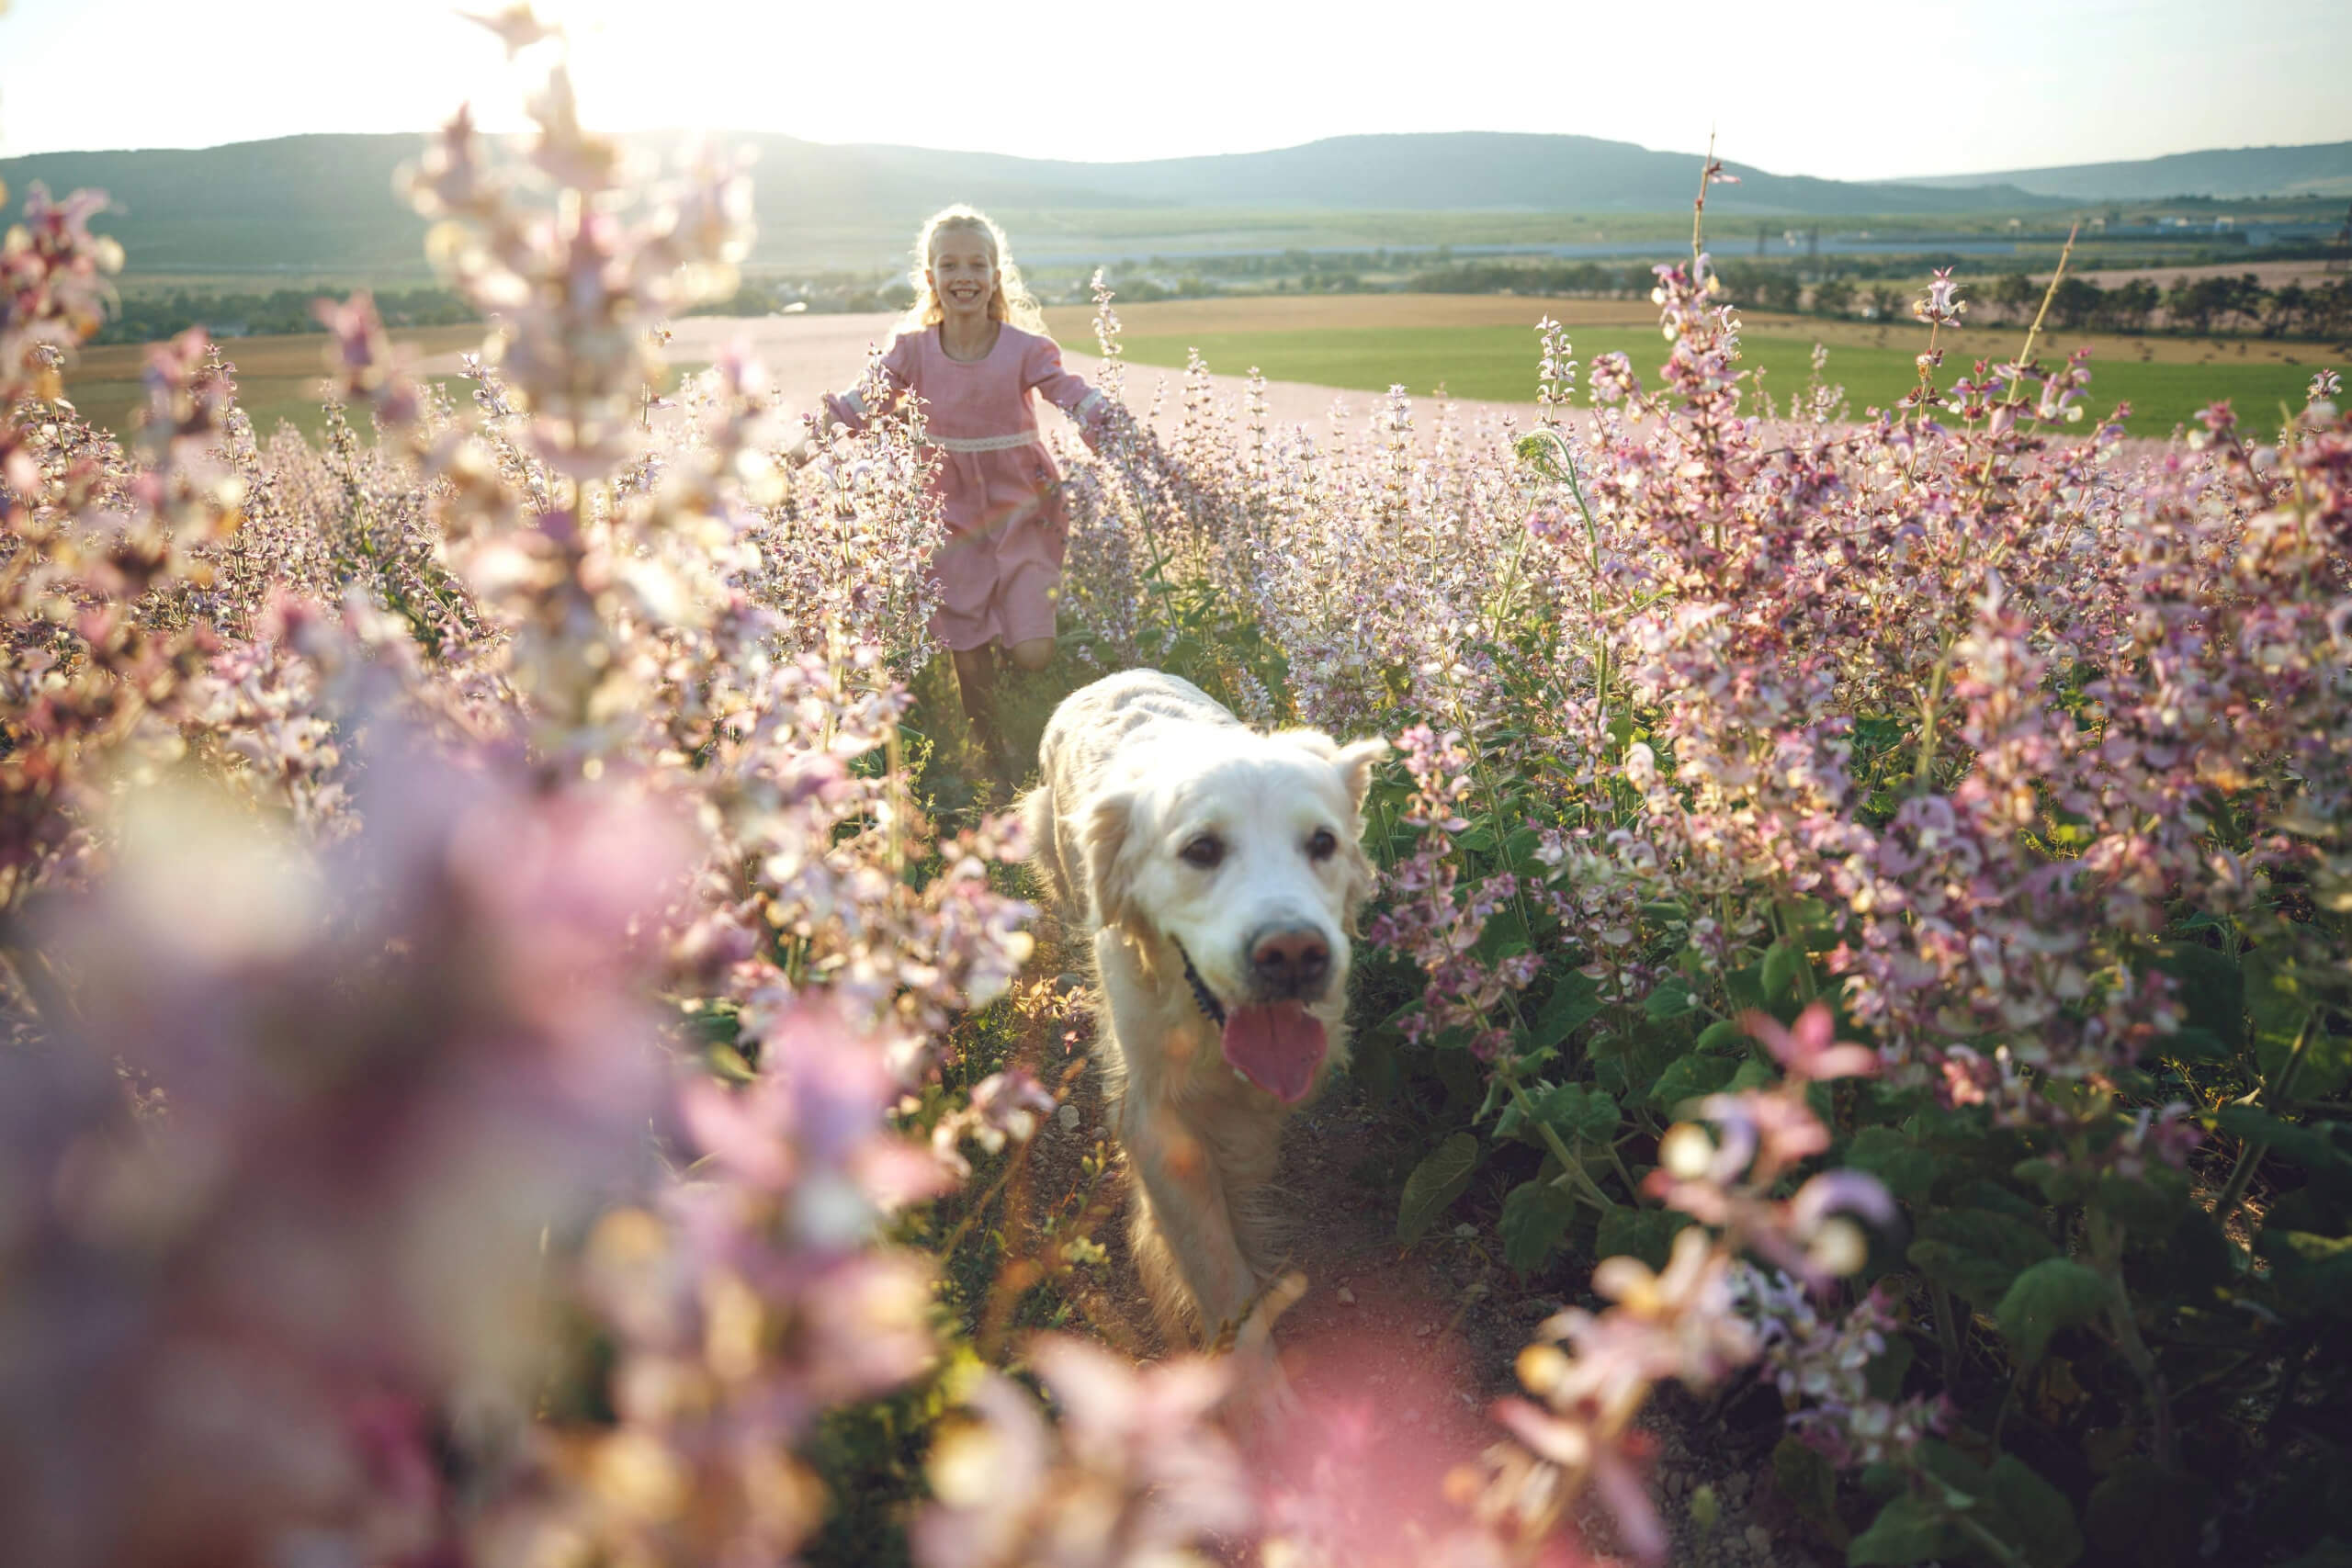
[1023,670,1386,1347]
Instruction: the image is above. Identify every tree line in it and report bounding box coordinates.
[1790,268,2352,338]
[1408,257,2352,341]
[95,287,479,345]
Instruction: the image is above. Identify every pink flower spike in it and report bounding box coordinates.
[1491,1396,1592,1469]
[1592,1444,1671,1564]
[1791,1168,1897,1234]
[1742,1002,1879,1082]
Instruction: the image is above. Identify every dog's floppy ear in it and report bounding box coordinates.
[1331,736,1389,814]
[1281,730,1388,811]
[1329,738,1387,935]
[1082,787,1142,936]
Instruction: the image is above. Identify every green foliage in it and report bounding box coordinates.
[1085,327,2352,1568]
[1495,1080,1618,1145]
[1847,1494,1967,1565]
[1396,1132,1481,1247]
[1980,1455,2086,1568]
[1498,1179,1578,1275]
[1908,1209,2059,1310]
[1333,573,2352,1566]
[1994,1259,2111,1365]
[1594,1204,1687,1272]
[1774,1436,1845,1544]
[1842,1127,1937,1204]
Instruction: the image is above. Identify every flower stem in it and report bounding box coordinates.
[2213,1008,2317,1236]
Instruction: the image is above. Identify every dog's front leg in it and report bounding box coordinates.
[1121,1094,1261,1346]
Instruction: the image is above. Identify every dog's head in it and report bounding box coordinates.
[1083,727,1387,1104]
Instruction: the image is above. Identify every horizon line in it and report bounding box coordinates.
[5,126,2348,190]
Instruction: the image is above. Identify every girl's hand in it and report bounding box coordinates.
[1078,398,1135,457]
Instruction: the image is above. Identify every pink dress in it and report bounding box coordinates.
[824,322,1106,652]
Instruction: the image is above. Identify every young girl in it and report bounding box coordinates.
[796,205,1120,781]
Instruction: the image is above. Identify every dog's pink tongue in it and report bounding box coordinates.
[1221,1002,1328,1104]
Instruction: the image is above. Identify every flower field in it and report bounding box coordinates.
[6,36,2351,1568]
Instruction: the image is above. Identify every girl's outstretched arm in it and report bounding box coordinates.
[1023,334,1121,450]
[788,333,916,466]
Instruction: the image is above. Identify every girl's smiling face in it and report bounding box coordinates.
[930,230,997,321]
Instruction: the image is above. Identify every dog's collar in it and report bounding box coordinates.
[1171,938,1227,1029]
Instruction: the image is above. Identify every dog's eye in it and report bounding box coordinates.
[1306,827,1339,862]
[1180,834,1224,870]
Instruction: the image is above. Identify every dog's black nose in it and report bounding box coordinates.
[1248,926,1331,998]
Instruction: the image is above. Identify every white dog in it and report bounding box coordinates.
[1023,670,1386,1347]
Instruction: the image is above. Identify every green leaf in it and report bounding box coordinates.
[705,1041,758,1084]
[1909,1210,2059,1309]
[1864,1335,1917,1403]
[1544,1082,1623,1145]
[1724,961,1768,1012]
[2245,946,2345,1096]
[1498,1080,1619,1145]
[1763,940,1807,1003]
[1650,1052,1737,1112]
[1694,1018,1747,1054]
[1532,970,1604,1043]
[2085,1458,2211,1565]
[1396,1133,1480,1247]
[1776,895,1833,934]
[1644,981,1696,1021]
[1596,1205,1686,1271]
[1845,1126,1936,1203]
[1472,908,1532,964]
[2213,1105,2351,1178]
[1772,1435,1843,1540]
[2259,1228,2352,1314]
[2155,1025,2233,1064]
[1916,1438,1990,1496]
[2244,942,2308,1034]
[2144,940,2244,1053]
[2095,1167,2189,1237]
[1498,1179,1577,1274]
[2011,1156,2098,1209]
[1983,1454,2084,1568]
[1994,1258,2112,1364]
[1848,1494,1964,1565]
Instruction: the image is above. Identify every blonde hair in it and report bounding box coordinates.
[896,205,1047,340]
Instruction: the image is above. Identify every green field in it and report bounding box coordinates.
[62,341,707,445]
[1114,324,2338,439]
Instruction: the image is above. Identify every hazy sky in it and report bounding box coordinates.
[3,0,2346,180]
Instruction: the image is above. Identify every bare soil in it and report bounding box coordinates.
[1017,912,1822,1568]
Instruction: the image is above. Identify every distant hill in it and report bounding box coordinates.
[0,135,430,276]
[2,130,2061,278]
[767,131,2058,217]
[1901,141,2352,201]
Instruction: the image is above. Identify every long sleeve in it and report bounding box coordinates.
[821,332,918,434]
[1022,334,1110,438]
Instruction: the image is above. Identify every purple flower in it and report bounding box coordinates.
[1743,1002,1881,1082]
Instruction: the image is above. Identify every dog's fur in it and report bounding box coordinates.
[1023,671,1385,1346]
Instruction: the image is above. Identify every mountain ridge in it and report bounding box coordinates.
[6,130,2341,276]
[1894,141,2352,201]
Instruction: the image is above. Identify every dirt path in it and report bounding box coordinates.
[1015,908,1817,1568]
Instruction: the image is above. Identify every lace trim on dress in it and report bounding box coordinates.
[927,430,1046,453]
